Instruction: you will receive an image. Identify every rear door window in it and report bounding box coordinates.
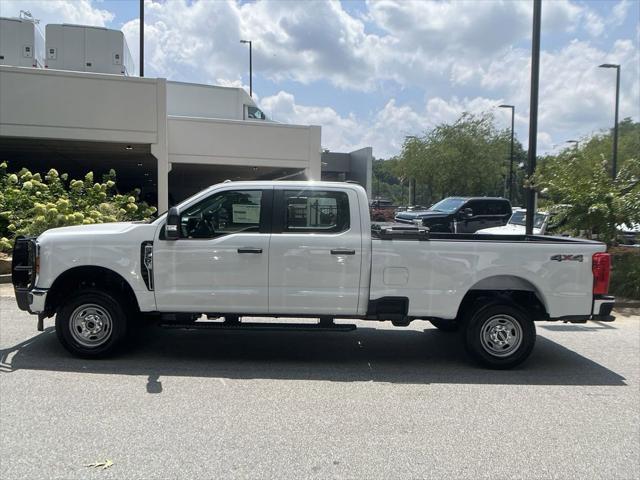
[282,190,350,233]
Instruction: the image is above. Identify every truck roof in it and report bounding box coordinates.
[203,180,366,190]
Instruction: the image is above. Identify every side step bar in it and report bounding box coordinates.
[159,321,357,332]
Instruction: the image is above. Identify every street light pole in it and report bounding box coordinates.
[139,0,144,77]
[599,63,621,179]
[240,39,252,97]
[525,0,541,235]
[499,104,515,201]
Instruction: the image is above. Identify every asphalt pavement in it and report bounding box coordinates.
[1,285,639,479]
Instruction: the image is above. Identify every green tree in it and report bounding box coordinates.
[397,112,520,206]
[372,157,407,204]
[536,120,640,244]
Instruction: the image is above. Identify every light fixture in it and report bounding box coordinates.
[125,145,133,150]
[137,162,143,167]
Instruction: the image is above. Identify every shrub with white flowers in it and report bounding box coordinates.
[0,161,157,252]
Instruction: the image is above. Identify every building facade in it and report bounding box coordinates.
[0,65,322,211]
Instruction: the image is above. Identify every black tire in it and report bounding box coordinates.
[55,289,129,358]
[429,318,459,332]
[463,302,536,369]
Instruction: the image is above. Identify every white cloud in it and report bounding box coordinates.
[261,30,640,160]
[611,0,632,26]
[124,0,600,91]
[0,0,637,160]
[583,10,606,37]
[481,38,639,150]
[123,0,244,84]
[238,0,375,89]
[261,92,506,158]
[0,0,114,27]
[261,91,361,152]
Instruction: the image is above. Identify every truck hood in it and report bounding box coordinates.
[477,224,542,235]
[37,222,155,242]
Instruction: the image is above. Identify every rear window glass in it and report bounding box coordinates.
[283,190,350,233]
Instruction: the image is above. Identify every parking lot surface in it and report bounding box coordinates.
[1,286,639,479]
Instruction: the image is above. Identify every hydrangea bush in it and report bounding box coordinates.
[0,161,157,253]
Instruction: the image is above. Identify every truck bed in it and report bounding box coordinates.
[370,223,605,320]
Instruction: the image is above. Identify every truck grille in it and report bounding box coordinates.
[12,236,36,289]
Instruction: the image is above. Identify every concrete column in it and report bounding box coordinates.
[349,147,373,198]
[151,78,169,212]
[305,125,322,180]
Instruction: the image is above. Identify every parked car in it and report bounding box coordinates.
[12,181,614,369]
[618,223,640,246]
[477,209,550,235]
[395,196,512,233]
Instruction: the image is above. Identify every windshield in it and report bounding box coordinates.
[509,211,546,229]
[429,198,466,213]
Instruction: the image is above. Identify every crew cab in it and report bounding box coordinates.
[12,181,615,368]
[395,196,512,233]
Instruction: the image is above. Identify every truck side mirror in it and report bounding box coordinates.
[462,208,474,219]
[165,207,180,240]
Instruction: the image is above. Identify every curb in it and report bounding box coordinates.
[0,274,11,284]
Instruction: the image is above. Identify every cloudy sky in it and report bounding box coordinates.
[3,0,638,158]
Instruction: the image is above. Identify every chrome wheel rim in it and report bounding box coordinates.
[480,314,522,358]
[69,304,113,348]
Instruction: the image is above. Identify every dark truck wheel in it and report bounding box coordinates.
[55,289,128,358]
[429,318,459,332]
[463,303,535,369]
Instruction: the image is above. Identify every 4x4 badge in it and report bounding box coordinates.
[550,254,584,262]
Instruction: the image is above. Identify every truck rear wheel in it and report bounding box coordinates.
[55,289,128,358]
[463,303,535,369]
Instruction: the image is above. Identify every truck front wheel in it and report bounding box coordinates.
[55,289,128,358]
[463,303,535,369]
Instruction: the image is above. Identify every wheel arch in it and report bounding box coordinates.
[45,265,140,315]
[456,275,549,321]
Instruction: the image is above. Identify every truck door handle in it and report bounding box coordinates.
[237,247,262,254]
[331,249,356,255]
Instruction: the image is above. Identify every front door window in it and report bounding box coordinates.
[180,190,263,239]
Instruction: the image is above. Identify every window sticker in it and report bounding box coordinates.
[232,204,260,224]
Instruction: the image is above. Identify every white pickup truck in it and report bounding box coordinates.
[12,181,615,368]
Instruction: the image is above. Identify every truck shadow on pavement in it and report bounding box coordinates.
[0,322,627,388]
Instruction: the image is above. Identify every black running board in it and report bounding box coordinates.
[159,322,357,332]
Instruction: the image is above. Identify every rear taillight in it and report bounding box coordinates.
[592,252,611,295]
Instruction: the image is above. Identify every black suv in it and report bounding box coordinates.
[394,197,512,233]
